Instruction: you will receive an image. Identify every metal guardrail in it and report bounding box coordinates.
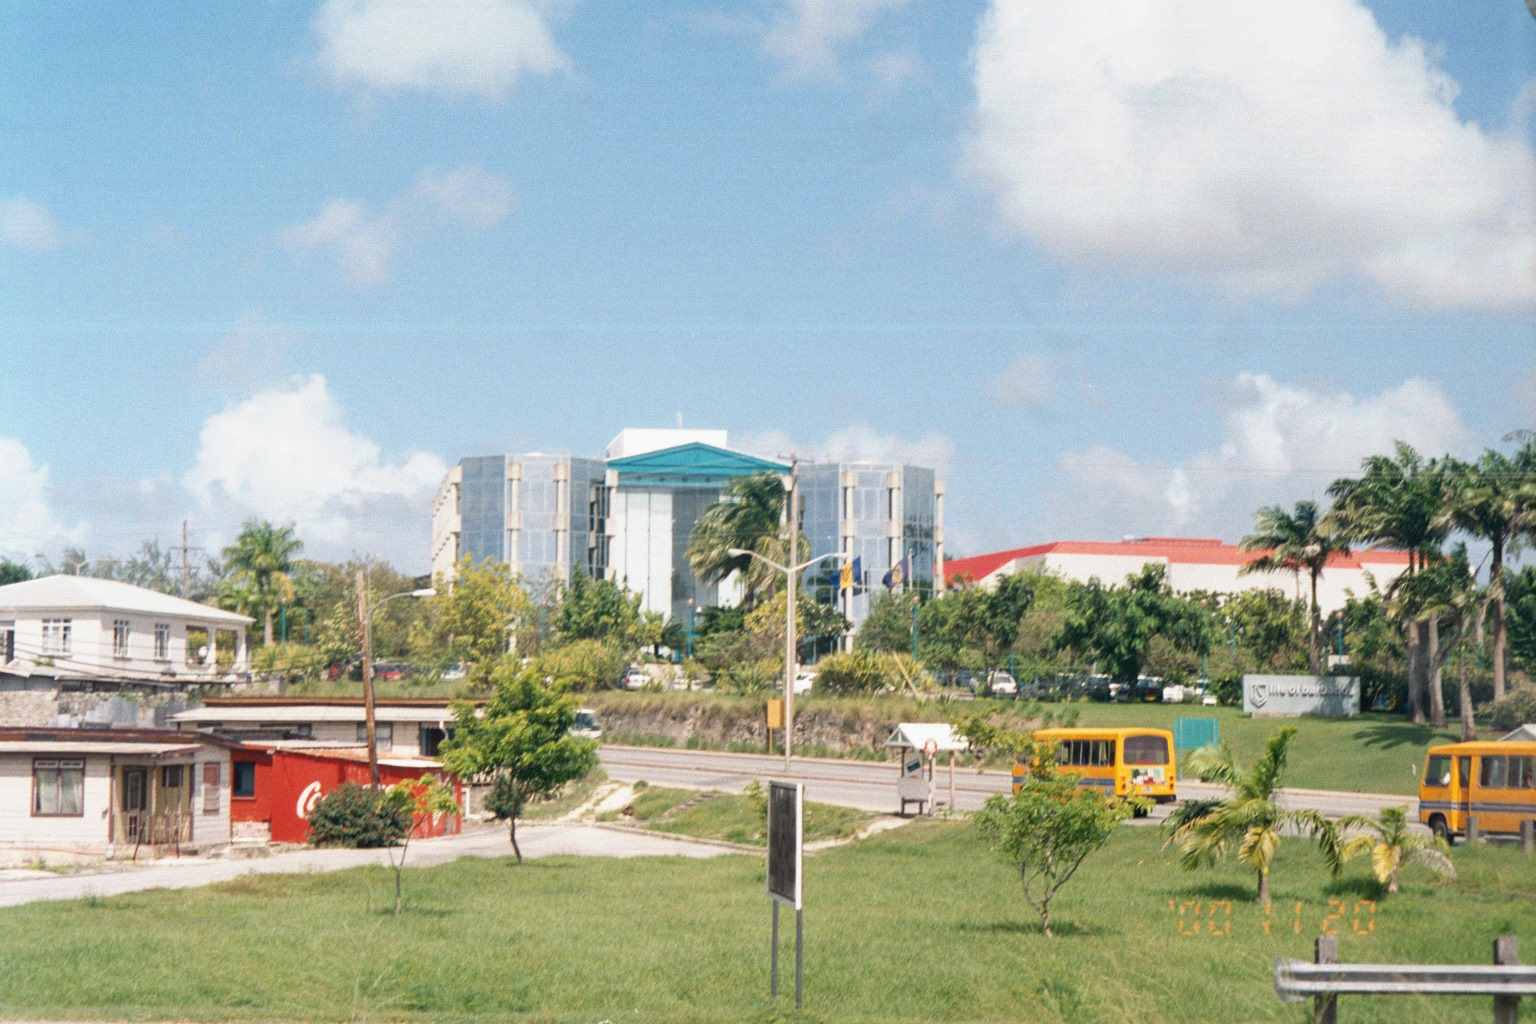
[1275,960,1536,999]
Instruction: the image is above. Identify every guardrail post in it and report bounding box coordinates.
[1521,819,1534,854]
[1468,814,1480,844]
[1315,934,1338,1024]
[1494,937,1519,1024]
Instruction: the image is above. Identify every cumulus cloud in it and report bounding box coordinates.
[966,0,1536,308]
[739,424,953,470]
[314,0,570,98]
[764,0,911,78]
[0,437,70,559]
[278,165,512,286]
[1,196,62,251]
[1046,374,1471,539]
[182,375,446,560]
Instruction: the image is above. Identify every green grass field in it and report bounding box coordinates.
[0,819,1530,1023]
[607,786,871,846]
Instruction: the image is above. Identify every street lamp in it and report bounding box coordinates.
[356,569,436,786]
[728,546,842,767]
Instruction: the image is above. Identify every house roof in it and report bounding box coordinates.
[606,442,787,487]
[174,704,461,724]
[944,538,1412,586]
[0,575,253,625]
[0,727,244,750]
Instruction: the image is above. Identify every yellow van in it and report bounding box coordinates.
[1015,727,1177,814]
[1419,741,1536,842]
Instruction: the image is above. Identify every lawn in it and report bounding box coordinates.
[0,820,1530,1023]
[608,785,871,846]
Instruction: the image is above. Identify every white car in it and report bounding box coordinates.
[621,668,649,690]
[793,670,816,695]
[570,708,602,740]
[987,672,1018,697]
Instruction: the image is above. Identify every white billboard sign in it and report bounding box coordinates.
[1243,675,1360,718]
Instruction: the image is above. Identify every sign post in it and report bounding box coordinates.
[767,780,804,1009]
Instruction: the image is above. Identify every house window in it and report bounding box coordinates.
[41,619,71,656]
[202,763,221,814]
[154,623,170,660]
[0,622,13,664]
[33,759,84,816]
[232,761,256,799]
[113,619,131,659]
[357,722,394,749]
[162,765,184,788]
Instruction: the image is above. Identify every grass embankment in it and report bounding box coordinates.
[0,821,1530,1023]
[603,785,870,846]
[519,769,609,822]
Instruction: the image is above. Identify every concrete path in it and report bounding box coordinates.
[0,822,734,909]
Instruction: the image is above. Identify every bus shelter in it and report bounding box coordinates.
[884,723,968,816]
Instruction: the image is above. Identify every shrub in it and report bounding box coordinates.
[1485,686,1536,732]
[1208,671,1243,707]
[306,782,411,848]
[534,639,629,692]
[814,650,895,695]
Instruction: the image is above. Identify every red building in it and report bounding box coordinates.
[230,745,462,845]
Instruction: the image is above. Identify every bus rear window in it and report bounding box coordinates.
[1424,755,1452,787]
[1123,736,1169,766]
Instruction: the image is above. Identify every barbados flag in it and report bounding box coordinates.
[839,556,863,594]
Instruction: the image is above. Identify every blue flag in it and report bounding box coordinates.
[882,555,911,590]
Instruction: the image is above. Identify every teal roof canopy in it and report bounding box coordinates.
[607,443,787,487]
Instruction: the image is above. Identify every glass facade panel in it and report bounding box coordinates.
[457,456,506,565]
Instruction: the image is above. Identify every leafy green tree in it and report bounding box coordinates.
[1504,565,1536,675]
[974,742,1135,937]
[379,775,460,914]
[439,661,598,862]
[222,520,304,645]
[744,590,849,659]
[1220,589,1307,671]
[686,473,802,609]
[1240,500,1347,674]
[533,638,628,691]
[425,557,530,687]
[556,567,641,646]
[0,559,33,585]
[856,592,921,654]
[1162,727,1341,903]
[814,650,927,695]
[1052,564,1207,683]
[1337,805,1453,895]
[1386,547,1481,732]
[1438,448,1535,701]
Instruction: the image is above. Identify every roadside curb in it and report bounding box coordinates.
[588,821,761,854]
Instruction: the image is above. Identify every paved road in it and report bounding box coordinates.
[0,822,731,909]
[599,746,1420,822]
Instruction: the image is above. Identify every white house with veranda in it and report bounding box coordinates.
[0,576,253,692]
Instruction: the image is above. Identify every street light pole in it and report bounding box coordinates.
[784,457,798,771]
[357,570,437,787]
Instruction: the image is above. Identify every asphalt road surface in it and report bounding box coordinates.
[598,746,1420,823]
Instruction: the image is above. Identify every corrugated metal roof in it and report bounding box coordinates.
[0,575,253,624]
[173,705,458,723]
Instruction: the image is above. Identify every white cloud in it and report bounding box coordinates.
[1,196,62,251]
[764,0,911,78]
[314,0,570,98]
[1047,374,1470,539]
[278,165,511,286]
[987,353,1056,411]
[864,50,920,91]
[967,0,1536,308]
[738,424,953,470]
[0,438,69,558]
[197,313,304,393]
[182,375,446,559]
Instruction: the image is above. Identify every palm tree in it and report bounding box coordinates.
[1162,727,1340,903]
[1437,450,1535,701]
[222,520,304,645]
[1327,444,1448,721]
[1240,501,1348,675]
[686,473,804,609]
[1337,805,1454,895]
[1386,548,1481,733]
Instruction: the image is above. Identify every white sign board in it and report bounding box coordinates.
[1243,675,1360,717]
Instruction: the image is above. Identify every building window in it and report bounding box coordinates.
[357,722,394,749]
[0,622,13,664]
[41,619,71,656]
[113,619,131,659]
[202,763,221,814]
[33,759,84,816]
[232,761,256,799]
[162,764,184,788]
[154,623,170,660]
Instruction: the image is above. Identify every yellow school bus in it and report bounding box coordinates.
[1014,727,1177,813]
[1419,741,1536,842]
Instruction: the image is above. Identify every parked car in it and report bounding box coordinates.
[621,667,649,690]
[441,662,467,681]
[793,670,816,695]
[986,672,1018,697]
[570,708,602,740]
[372,662,411,681]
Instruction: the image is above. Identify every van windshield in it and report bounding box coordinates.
[1424,755,1451,787]
[1123,735,1169,766]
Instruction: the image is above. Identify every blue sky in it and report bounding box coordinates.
[0,0,1532,571]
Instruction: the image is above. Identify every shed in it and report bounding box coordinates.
[1499,724,1536,743]
[884,723,968,816]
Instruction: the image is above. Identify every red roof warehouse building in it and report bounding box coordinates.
[944,537,1409,615]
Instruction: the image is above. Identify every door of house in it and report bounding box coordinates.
[122,768,148,843]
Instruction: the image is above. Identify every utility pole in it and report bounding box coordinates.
[356,569,380,787]
[172,519,203,599]
[784,456,798,768]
